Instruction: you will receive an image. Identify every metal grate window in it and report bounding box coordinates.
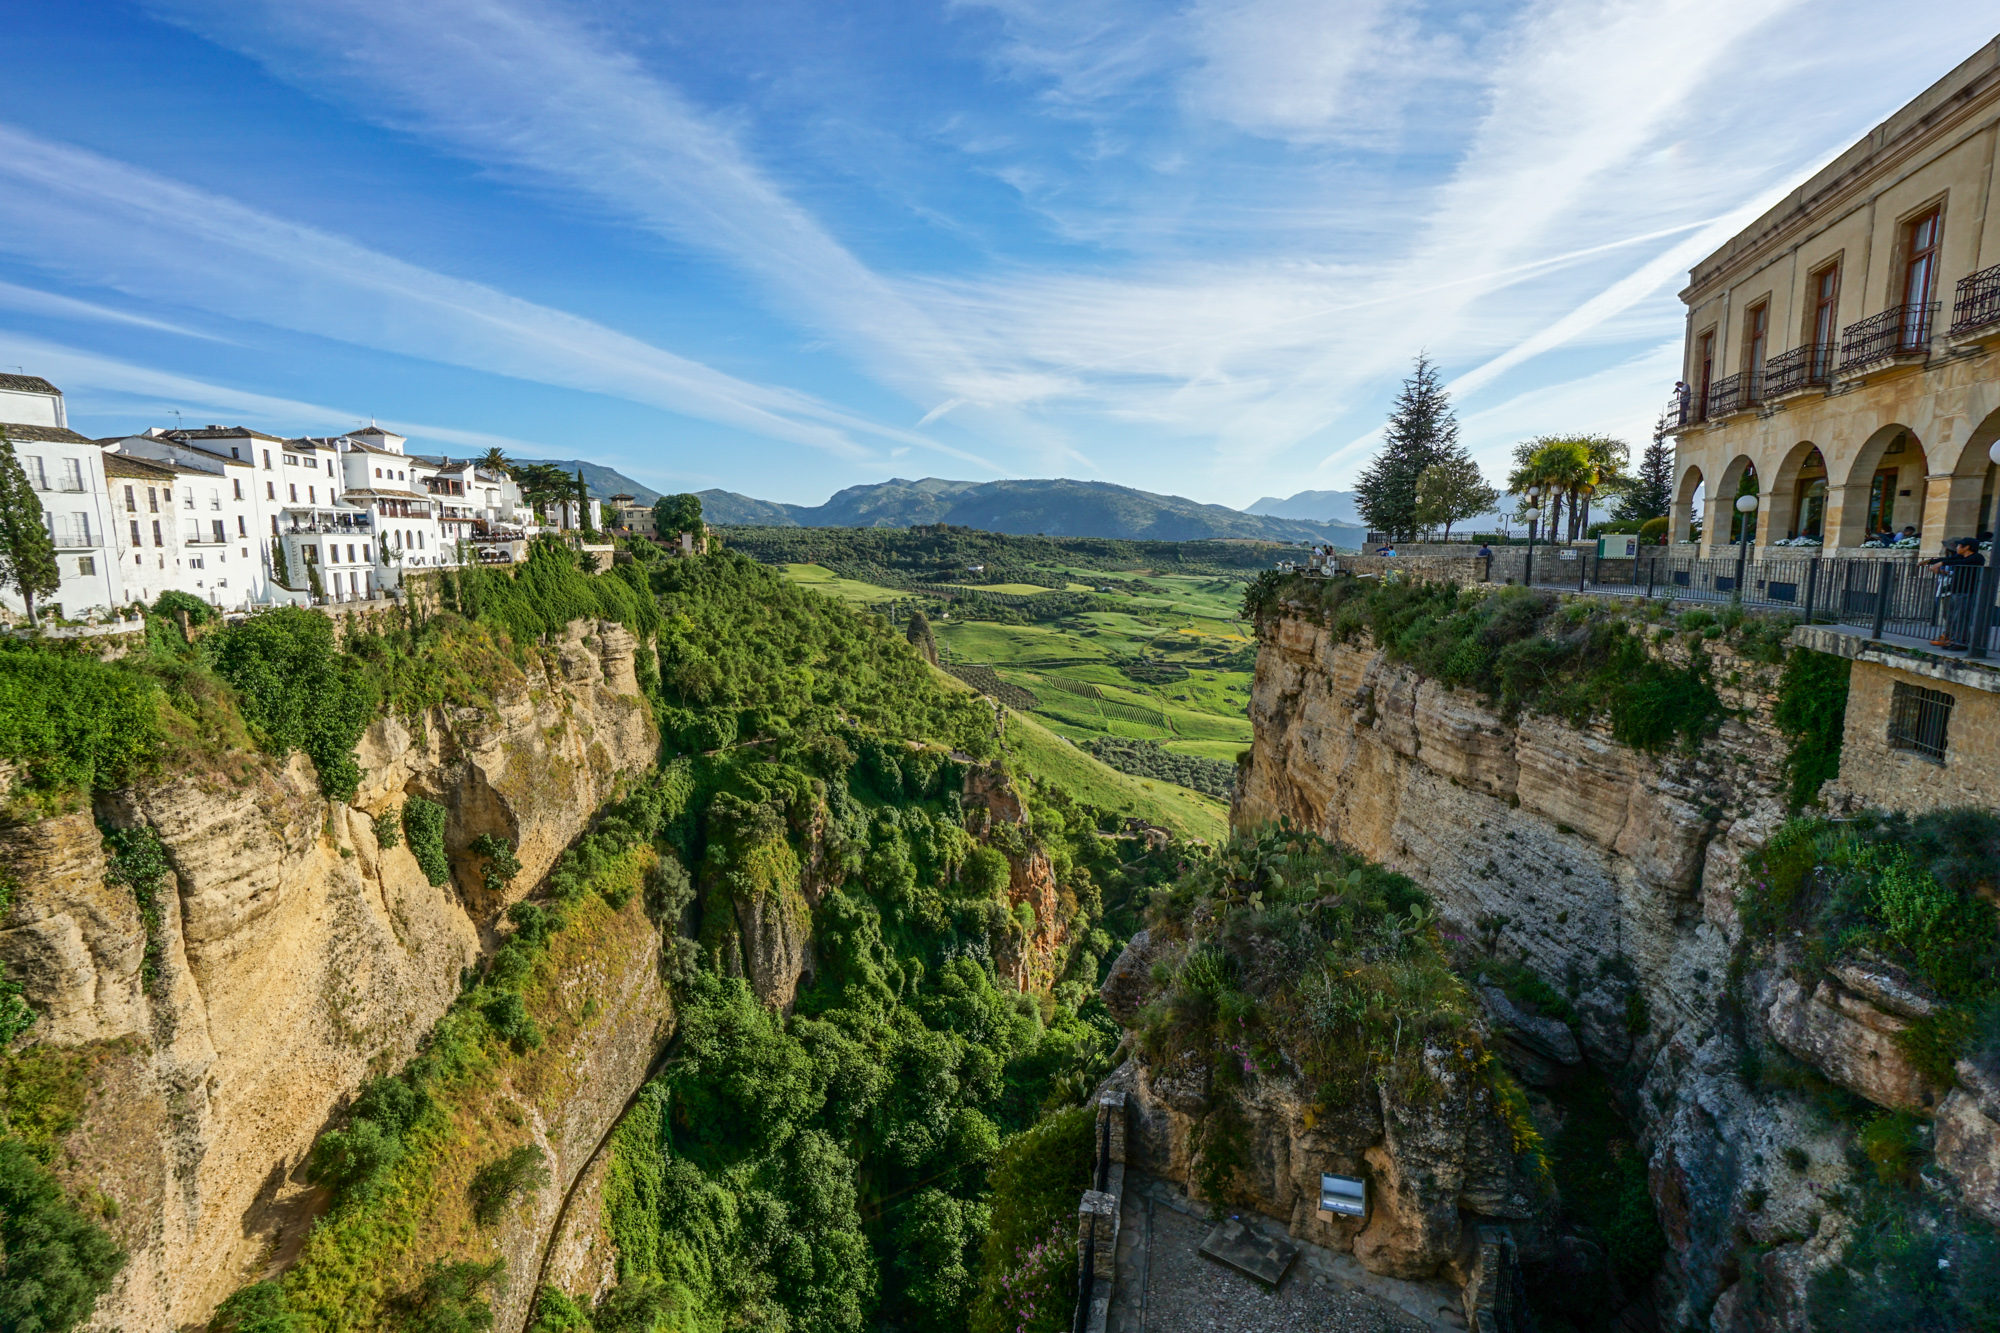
[1888,682,1954,762]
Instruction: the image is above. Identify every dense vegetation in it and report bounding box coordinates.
[1246,572,1726,751]
[1085,736,1235,799]
[1734,808,2000,1331]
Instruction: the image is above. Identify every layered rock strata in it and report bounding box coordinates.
[0,620,656,1332]
[1227,609,1995,1328]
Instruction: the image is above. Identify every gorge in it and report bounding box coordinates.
[2,548,1996,1333]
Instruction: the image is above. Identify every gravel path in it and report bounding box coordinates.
[1136,1201,1429,1333]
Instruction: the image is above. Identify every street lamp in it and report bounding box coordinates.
[1969,441,2000,660]
[1524,487,1542,586]
[1734,492,1760,602]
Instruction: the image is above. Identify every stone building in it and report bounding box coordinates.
[1670,36,2000,557]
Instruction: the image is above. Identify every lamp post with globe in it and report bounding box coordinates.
[1523,487,1542,586]
[1734,493,1760,602]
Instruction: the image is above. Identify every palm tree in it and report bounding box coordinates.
[1508,439,1594,540]
[477,447,512,476]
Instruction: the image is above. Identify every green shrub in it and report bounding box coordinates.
[210,607,379,800]
[482,992,543,1052]
[969,1104,1092,1333]
[403,797,450,886]
[0,640,164,793]
[469,1144,550,1225]
[1859,1112,1924,1186]
[394,1259,507,1333]
[207,1281,299,1333]
[304,1116,404,1205]
[470,834,522,897]
[0,1134,127,1333]
[101,825,169,992]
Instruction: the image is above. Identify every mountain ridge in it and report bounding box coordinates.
[700,475,1365,543]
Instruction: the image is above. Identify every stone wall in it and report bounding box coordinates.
[1825,653,2000,815]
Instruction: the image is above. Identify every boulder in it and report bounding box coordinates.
[1763,975,1940,1111]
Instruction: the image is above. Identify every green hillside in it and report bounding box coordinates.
[763,529,1261,810]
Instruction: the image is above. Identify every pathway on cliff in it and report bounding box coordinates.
[1111,1175,1439,1333]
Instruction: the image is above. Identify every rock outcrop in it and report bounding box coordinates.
[0,618,656,1332]
[1228,608,1983,1328]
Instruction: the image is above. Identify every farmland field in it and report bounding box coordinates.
[764,532,1276,808]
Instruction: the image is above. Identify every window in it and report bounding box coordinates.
[238,516,247,536]
[1901,207,1942,350]
[1745,302,1769,386]
[77,557,94,576]
[183,489,194,509]
[123,485,136,512]
[129,520,141,546]
[23,456,46,489]
[233,478,243,500]
[1888,681,1953,761]
[152,520,163,547]
[59,458,84,492]
[1695,329,1715,421]
[375,467,382,478]
[347,543,356,563]
[210,487,222,511]
[1810,263,1840,378]
[264,450,272,469]
[267,481,276,500]
[363,543,371,562]
[147,486,159,513]
[212,520,226,543]
[309,486,316,504]
[230,447,240,460]
[284,453,298,467]
[289,484,298,502]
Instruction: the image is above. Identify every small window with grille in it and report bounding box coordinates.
[1888,681,1954,762]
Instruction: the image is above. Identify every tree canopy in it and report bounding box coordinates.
[1354,354,1460,540]
[652,493,704,538]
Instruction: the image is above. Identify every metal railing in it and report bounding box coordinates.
[1515,550,1999,655]
[1705,371,1756,418]
[1839,301,1938,371]
[1761,343,1834,397]
[1949,262,2000,337]
[284,518,374,534]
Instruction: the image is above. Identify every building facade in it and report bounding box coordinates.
[1671,37,2000,558]
[1,377,121,619]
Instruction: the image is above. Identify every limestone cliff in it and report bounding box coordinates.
[0,619,657,1332]
[1229,607,1995,1329]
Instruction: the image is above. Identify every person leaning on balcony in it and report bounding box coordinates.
[1925,538,1987,650]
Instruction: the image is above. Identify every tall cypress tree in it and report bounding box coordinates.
[1355,354,1460,541]
[1616,433,1676,524]
[0,433,61,626]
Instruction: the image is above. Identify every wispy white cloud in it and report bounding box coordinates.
[0,124,1002,472]
[150,0,1023,409]
[0,281,232,342]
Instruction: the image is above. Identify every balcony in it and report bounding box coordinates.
[1705,371,1757,419]
[1838,301,1937,372]
[283,516,374,535]
[1949,262,2000,338]
[1760,343,1834,398]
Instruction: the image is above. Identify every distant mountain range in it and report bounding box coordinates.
[1243,488,1364,525]
[698,477,1366,543]
[436,453,663,505]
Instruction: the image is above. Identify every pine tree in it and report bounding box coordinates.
[0,433,60,627]
[576,469,592,532]
[1616,433,1676,524]
[905,608,939,666]
[1355,354,1460,541]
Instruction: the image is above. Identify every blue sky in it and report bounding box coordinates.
[2,2,1995,508]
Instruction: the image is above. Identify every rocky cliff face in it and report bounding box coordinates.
[0,619,657,1333]
[1228,610,1995,1330]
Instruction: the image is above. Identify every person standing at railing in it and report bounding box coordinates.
[1926,537,1986,650]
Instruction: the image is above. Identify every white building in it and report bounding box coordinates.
[1,377,122,622]
[105,428,270,609]
[101,451,186,606]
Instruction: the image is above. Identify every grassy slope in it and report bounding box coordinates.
[777,557,1258,810]
[999,708,1227,843]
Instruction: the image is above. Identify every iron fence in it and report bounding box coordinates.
[1761,343,1833,397]
[1706,371,1754,418]
[1949,262,2000,337]
[1839,301,1938,371]
[1508,549,1999,655]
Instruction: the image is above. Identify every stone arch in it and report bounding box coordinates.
[1830,424,1928,548]
[1934,407,2000,542]
[1767,441,1829,544]
[1711,453,1760,549]
[1672,463,1705,545]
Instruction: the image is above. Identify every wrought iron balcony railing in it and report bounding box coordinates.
[1760,343,1834,397]
[1706,371,1756,419]
[1838,301,1938,372]
[1949,262,2000,337]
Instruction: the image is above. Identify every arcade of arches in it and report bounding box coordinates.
[1673,404,2000,556]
